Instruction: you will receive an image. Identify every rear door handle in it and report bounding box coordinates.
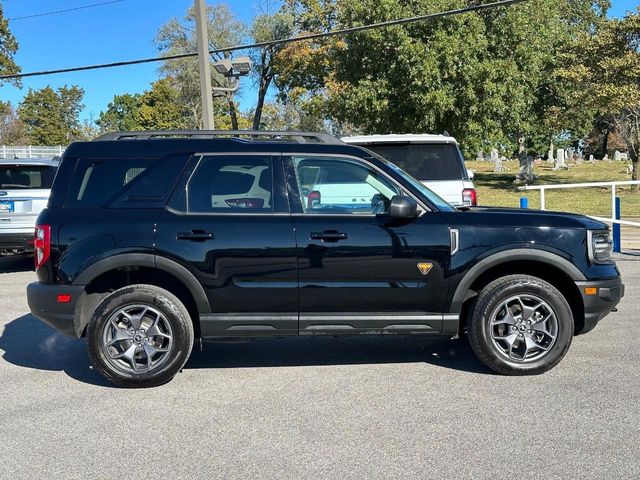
[309,230,348,242]
[177,230,215,241]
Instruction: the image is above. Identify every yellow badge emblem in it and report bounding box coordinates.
[417,262,433,276]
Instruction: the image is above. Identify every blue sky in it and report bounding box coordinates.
[0,0,637,123]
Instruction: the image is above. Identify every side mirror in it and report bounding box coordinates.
[389,195,418,219]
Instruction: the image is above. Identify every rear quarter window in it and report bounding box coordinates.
[64,154,189,208]
[365,143,466,181]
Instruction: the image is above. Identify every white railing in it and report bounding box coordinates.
[518,180,640,228]
[0,145,65,159]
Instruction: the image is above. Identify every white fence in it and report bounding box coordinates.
[518,180,640,228]
[1,145,65,159]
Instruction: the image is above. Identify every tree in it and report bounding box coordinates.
[0,5,20,86]
[275,0,611,156]
[250,7,294,129]
[17,86,85,145]
[156,4,246,129]
[135,78,191,130]
[97,94,143,132]
[0,101,27,145]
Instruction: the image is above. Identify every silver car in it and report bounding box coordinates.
[0,157,59,255]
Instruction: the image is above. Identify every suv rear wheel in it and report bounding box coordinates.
[468,275,573,375]
[86,284,194,388]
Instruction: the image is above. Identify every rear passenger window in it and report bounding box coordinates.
[186,155,273,213]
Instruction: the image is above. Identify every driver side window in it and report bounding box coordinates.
[293,156,399,215]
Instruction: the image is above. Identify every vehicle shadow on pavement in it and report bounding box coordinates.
[0,315,491,387]
[186,336,492,374]
[0,314,111,387]
[0,255,34,273]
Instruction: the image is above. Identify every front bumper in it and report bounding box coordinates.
[27,282,85,338]
[575,277,625,334]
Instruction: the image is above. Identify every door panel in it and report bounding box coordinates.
[285,154,453,334]
[156,154,298,337]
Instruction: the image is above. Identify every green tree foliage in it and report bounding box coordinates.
[136,78,191,130]
[17,86,85,145]
[97,94,143,132]
[276,0,610,156]
[0,5,21,86]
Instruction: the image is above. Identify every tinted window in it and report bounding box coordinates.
[293,156,399,215]
[187,155,273,213]
[365,143,465,181]
[65,155,188,208]
[0,165,56,189]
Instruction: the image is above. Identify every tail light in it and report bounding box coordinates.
[462,188,477,206]
[308,190,321,209]
[34,224,51,271]
[225,198,264,208]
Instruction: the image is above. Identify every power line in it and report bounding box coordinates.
[0,0,527,80]
[8,0,126,21]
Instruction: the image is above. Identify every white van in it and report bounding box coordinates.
[342,134,477,207]
[0,158,59,255]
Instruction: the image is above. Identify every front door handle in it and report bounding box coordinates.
[309,230,348,242]
[177,230,215,241]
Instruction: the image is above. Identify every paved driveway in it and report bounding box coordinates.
[0,255,638,479]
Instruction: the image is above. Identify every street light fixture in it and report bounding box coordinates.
[212,56,252,93]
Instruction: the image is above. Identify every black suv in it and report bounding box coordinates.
[27,131,624,387]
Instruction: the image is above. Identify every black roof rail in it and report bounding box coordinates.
[94,130,344,145]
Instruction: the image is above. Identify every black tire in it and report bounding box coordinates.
[87,284,194,388]
[468,274,573,375]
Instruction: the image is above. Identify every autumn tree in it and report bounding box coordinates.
[0,101,27,145]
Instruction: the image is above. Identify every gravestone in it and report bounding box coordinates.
[491,148,504,172]
[567,148,574,162]
[476,151,484,161]
[554,148,568,170]
[603,153,609,161]
[620,152,628,161]
[614,150,621,161]
[589,154,595,163]
[547,148,554,163]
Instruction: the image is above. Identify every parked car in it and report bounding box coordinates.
[342,134,477,207]
[27,131,623,387]
[0,157,59,255]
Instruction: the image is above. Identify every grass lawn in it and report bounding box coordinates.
[466,160,640,217]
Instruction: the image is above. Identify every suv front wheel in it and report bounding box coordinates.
[87,284,194,388]
[468,275,574,375]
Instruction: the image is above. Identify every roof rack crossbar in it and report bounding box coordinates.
[94,130,344,145]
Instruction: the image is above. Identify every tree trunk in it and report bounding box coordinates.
[227,94,239,130]
[252,50,271,131]
[602,128,611,158]
[252,76,271,131]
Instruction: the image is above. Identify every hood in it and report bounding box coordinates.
[459,206,609,231]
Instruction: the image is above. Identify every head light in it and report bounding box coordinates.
[587,230,612,264]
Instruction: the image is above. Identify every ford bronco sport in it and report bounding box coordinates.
[27,131,624,387]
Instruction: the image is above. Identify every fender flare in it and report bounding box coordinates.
[449,248,586,313]
[73,253,211,313]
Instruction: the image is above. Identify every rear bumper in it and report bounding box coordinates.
[27,282,85,338]
[0,231,34,253]
[575,277,625,334]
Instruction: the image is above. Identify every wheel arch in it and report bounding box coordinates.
[73,253,210,337]
[451,249,586,334]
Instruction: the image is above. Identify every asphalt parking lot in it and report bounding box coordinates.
[0,255,638,479]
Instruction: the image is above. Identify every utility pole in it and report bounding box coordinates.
[194,0,214,130]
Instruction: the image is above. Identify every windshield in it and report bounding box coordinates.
[363,150,456,211]
[0,165,56,189]
[364,143,467,181]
